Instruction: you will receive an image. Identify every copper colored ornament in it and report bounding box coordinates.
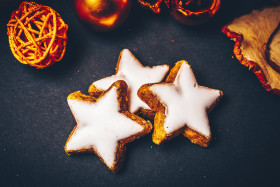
[75,0,131,31]
[138,0,163,13]
[138,0,221,25]
[168,0,221,25]
[7,1,68,69]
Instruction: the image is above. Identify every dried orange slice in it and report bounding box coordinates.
[223,6,280,94]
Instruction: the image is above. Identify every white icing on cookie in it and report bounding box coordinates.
[65,86,144,167]
[91,49,170,113]
[150,62,221,137]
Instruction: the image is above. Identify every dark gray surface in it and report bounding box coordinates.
[1,0,280,186]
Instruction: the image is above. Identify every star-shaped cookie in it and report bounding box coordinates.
[88,49,170,118]
[138,61,223,146]
[65,80,152,172]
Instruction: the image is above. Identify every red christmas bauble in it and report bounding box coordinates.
[168,0,221,25]
[75,0,131,31]
[138,0,220,25]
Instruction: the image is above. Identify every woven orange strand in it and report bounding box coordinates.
[7,1,68,69]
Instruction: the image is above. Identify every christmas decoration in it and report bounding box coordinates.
[138,0,221,25]
[74,0,131,31]
[7,1,68,69]
[223,6,280,94]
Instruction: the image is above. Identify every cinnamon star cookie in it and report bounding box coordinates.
[88,49,170,118]
[65,80,152,172]
[138,61,223,146]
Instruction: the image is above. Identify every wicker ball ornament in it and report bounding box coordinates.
[7,2,68,69]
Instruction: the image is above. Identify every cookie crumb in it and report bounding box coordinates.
[171,40,174,43]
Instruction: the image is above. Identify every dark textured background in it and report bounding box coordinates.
[1,0,280,186]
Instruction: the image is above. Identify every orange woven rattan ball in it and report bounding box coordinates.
[7,1,68,69]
